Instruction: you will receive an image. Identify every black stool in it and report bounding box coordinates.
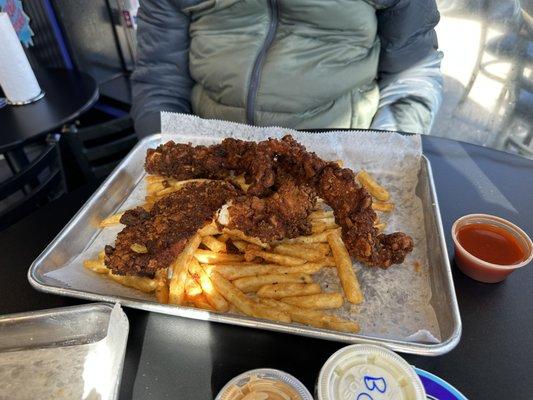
[0,135,66,231]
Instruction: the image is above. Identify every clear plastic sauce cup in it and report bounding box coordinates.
[215,368,313,400]
[317,344,426,400]
[452,214,532,283]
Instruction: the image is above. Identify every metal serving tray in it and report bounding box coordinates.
[0,303,128,400]
[28,134,461,356]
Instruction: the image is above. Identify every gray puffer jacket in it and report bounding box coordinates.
[132,0,443,136]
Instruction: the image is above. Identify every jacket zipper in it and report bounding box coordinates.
[246,0,279,125]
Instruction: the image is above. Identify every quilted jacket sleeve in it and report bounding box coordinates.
[371,0,443,134]
[130,0,193,137]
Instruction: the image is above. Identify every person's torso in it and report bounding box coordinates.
[183,0,381,129]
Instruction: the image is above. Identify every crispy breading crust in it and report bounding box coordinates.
[227,180,315,242]
[145,136,414,269]
[105,181,238,276]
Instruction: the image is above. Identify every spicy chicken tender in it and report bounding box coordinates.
[104,181,238,276]
[145,135,413,269]
[225,180,316,242]
[317,166,413,268]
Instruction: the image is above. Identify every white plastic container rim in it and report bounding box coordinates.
[215,368,313,400]
[317,344,426,400]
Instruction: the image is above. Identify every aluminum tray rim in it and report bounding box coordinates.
[28,133,461,357]
[423,156,462,354]
[0,302,116,323]
[0,302,128,400]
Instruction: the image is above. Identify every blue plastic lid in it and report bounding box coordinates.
[414,368,468,400]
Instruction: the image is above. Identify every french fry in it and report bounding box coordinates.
[198,221,221,236]
[223,228,269,248]
[168,178,199,187]
[233,273,313,293]
[188,294,215,311]
[281,292,344,309]
[201,236,227,253]
[251,301,292,323]
[311,217,337,225]
[141,200,155,211]
[283,262,328,274]
[256,261,325,277]
[147,182,165,195]
[189,260,229,312]
[155,269,169,304]
[322,256,336,267]
[310,243,332,254]
[143,196,158,210]
[217,233,230,242]
[230,240,248,253]
[372,201,395,212]
[320,316,361,333]
[208,271,255,314]
[311,224,328,235]
[145,175,165,184]
[209,271,291,323]
[309,210,334,220]
[259,299,359,333]
[155,186,179,197]
[256,282,322,299]
[99,212,124,227]
[311,221,339,234]
[260,299,319,326]
[245,243,263,252]
[280,228,340,245]
[328,230,364,304]
[98,251,105,261]
[245,250,305,266]
[205,262,325,281]
[374,222,386,233]
[357,170,390,202]
[169,234,202,305]
[194,250,244,264]
[83,259,108,274]
[185,272,203,297]
[108,272,157,293]
[273,243,328,262]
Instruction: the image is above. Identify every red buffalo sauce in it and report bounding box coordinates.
[457,223,525,265]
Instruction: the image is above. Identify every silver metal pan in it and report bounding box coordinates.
[28,134,461,356]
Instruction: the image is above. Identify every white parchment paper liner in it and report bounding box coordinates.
[46,113,440,343]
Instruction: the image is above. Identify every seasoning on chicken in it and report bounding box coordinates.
[145,135,414,269]
[104,181,238,276]
[225,180,316,242]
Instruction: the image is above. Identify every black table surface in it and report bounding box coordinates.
[0,68,98,152]
[1,135,532,399]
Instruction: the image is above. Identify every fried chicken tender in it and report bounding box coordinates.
[144,135,414,269]
[104,181,237,276]
[145,138,274,195]
[227,180,316,242]
[317,166,413,268]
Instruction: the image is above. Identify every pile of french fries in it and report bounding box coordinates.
[85,169,394,334]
